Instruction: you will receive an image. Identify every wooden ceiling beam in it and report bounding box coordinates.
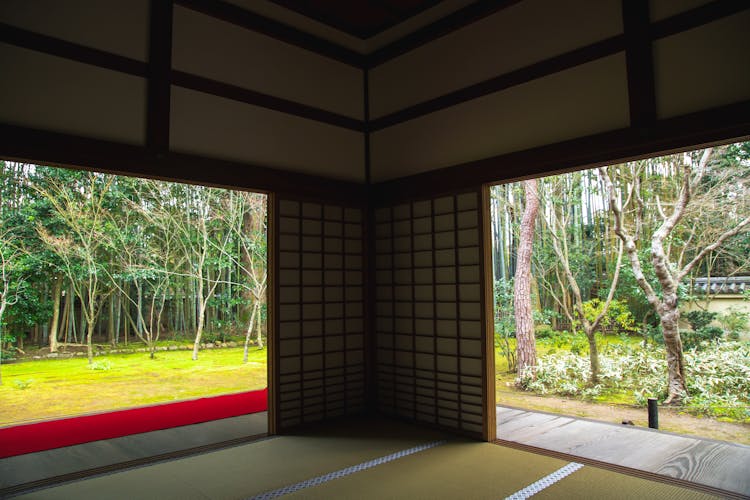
[650,0,749,39]
[0,22,148,76]
[370,100,750,205]
[0,124,368,204]
[622,0,656,127]
[369,35,625,131]
[146,0,174,155]
[171,71,365,132]
[365,0,522,68]
[175,0,366,67]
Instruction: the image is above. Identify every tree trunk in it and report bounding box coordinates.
[49,277,62,352]
[123,294,129,346]
[192,281,206,361]
[256,300,265,349]
[86,317,94,364]
[0,288,7,384]
[585,327,600,384]
[514,179,539,376]
[243,301,259,362]
[60,291,69,345]
[136,283,144,336]
[67,289,76,343]
[79,303,85,345]
[659,301,687,403]
[108,293,115,346]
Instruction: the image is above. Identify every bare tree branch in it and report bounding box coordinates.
[678,215,750,281]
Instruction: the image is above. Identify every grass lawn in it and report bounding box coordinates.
[0,346,267,427]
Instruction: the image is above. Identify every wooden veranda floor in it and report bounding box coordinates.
[496,405,750,497]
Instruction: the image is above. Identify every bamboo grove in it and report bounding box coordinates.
[0,162,267,372]
[490,143,750,403]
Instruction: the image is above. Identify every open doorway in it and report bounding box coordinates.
[0,161,268,453]
[491,142,750,446]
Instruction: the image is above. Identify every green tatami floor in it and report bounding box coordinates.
[4,416,730,500]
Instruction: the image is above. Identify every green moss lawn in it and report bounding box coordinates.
[0,347,267,427]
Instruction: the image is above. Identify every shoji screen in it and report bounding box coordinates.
[374,190,490,437]
[275,198,366,429]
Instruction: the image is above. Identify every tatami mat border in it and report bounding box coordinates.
[505,462,584,500]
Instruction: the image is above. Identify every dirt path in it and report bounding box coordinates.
[497,387,750,446]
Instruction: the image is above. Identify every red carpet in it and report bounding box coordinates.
[0,388,267,458]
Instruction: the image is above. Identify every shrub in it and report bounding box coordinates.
[642,324,663,345]
[517,341,750,421]
[535,324,554,339]
[581,299,638,335]
[89,360,112,371]
[1,331,18,360]
[12,379,33,390]
[568,333,589,356]
[685,342,750,420]
[682,327,724,350]
[202,331,225,344]
[684,310,717,331]
[718,309,749,340]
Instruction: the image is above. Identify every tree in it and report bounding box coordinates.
[542,176,624,384]
[490,184,519,281]
[208,191,267,359]
[36,172,114,364]
[601,147,750,403]
[235,192,267,358]
[107,190,183,359]
[146,183,235,361]
[514,179,539,376]
[0,160,270,361]
[494,278,516,372]
[1,162,57,353]
[0,226,25,384]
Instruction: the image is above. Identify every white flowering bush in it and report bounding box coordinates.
[684,342,750,420]
[517,341,750,421]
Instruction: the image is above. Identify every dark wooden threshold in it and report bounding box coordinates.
[0,433,270,498]
[494,439,746,500]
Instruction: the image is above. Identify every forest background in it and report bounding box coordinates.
[491,143,750,424]
[0,162,267,376]
[1,143,749,435]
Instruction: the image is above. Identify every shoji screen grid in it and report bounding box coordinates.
[374,192,484,436]
[277,199,365,429]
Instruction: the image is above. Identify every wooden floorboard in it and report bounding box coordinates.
[497,405,750,497]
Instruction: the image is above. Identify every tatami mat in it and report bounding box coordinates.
[534,465,717,500]
[8,416,726,500]
[11,417,445,499]
[1,412,268,492]
[286,440,717,500]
